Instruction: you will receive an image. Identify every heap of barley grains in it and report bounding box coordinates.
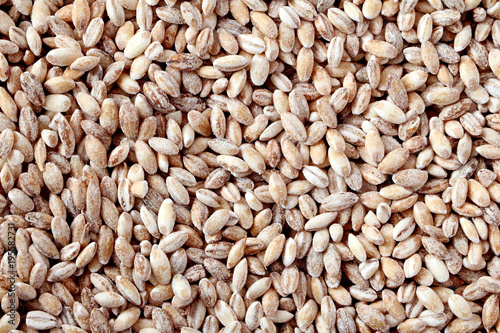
[3,0,500,331]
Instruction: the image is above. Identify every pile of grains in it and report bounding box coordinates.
[4,0,500,330]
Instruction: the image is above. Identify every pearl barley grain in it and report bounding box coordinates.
[4,0,500,332]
